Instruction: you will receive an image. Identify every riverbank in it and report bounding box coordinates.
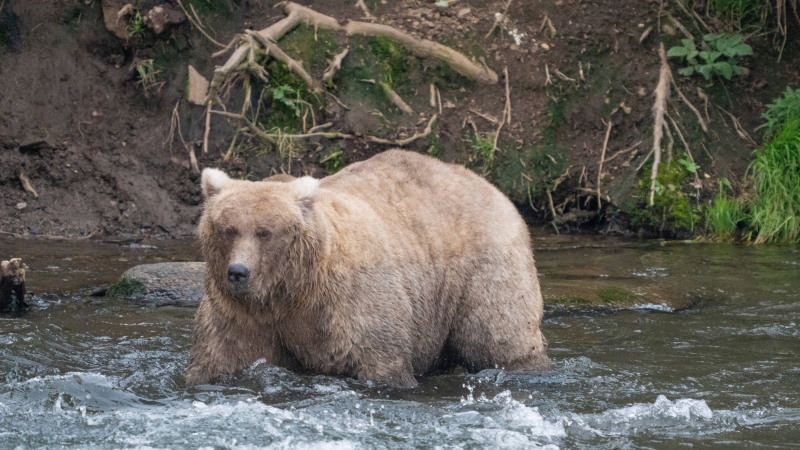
[1,0,798,239]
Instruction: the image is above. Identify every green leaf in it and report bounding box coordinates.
[667,46,689,57]
[733,43,753,56]
[679,157,700,173]
[697,64,713,80]
[698,50,709,61]
[679,66,695,76]
[681,39,697,51]
[732,65,744,75]
[687,50,699,59]
[706,51,722,62]
[725,34,743,47]
[714,62,733,80]
[703,33,723,42]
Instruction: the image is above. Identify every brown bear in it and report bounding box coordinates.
[185,149,550,388]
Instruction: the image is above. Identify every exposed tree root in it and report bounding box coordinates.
[323,48,349,83]
[208,1,497,104]
[596,120,613,211]
[649,44,670,207]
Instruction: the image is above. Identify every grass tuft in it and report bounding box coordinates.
[748,117,800,243]
[704,178,747,241]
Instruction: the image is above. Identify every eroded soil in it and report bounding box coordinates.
[1,0,798,238]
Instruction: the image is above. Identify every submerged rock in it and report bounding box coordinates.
[111,262,205,307]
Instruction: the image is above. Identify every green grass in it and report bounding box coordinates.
[747,117,800,243]
[704,179,747,241]
[465,132,496,174]
[759,87,800,137]
[705,0,769,30]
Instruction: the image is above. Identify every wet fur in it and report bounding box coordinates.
[185,150,550,388]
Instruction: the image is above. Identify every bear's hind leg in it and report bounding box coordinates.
[449,256,550,373]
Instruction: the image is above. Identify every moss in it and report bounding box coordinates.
[107,278,145,299]
[486,136,569,206]
[596,287,638,305]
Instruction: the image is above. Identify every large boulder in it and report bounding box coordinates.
[111,262,205,307]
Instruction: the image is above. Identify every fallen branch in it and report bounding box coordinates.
[649,44,670,207]
[596,120,613,211]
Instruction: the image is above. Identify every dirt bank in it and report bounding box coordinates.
[1,0,798,238]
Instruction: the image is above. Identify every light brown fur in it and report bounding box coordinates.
[186,150,550,388]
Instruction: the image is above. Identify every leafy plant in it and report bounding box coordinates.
[127,9,145,38]
[759,87,800,137]
[272,84,302,117]
[678,156,700,174]
[747,117,800,243]
[667,33,752,80]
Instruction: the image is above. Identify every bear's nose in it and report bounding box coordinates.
[227,264,250,284]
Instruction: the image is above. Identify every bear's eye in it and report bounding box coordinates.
[222,227,238,237]
[256,229,272,240]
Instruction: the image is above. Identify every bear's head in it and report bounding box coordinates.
[198,168,320,305]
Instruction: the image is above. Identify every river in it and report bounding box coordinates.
[1,236,798,449]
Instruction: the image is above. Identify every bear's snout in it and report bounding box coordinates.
[227,264,250,289]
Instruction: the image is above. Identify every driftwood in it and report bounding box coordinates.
[1,258,28,314]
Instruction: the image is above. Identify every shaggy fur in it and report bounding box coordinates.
[185,150,550,388]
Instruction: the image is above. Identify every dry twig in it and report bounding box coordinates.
[19,173,38,198]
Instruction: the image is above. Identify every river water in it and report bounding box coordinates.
[1,236,798,449]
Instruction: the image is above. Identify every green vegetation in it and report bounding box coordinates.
[695,88,800,244]
[759,87,800,137]
[465,132,496,175]
[704,179,747,241]
[627,152,700,236]
[704,0,769,30]
[747,117,800,243]
[320,146,346,174]
[107,279,145,299]
[127,9,145,38]
[133,59,164,93]
[667,33,752,80]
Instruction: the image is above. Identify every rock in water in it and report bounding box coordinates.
[112,262,205,307]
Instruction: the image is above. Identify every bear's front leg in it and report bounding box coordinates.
[185,295,288,386]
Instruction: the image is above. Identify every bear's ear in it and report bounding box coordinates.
[290,176,319,217]
[290,176,320,200]
[202,168,232,199]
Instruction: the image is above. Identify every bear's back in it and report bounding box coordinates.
[320,150,529,252]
